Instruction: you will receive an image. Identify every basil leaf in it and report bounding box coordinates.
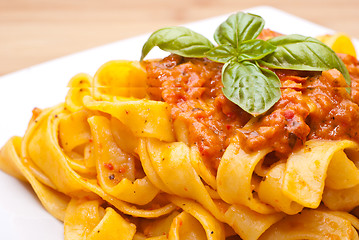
[141,26,214,61]
[214,12,264,48]
[237,39,277,62]
[222,61,281,116]
[260,34,351,86]
[205,45,236,63]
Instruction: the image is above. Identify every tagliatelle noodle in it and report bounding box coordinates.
[257,163,303,215]
[283,140,359,208]
[0,136,70,221]
[217,141,276,214]
[1,57,359,240]
[64,198,137,240]
[88,115,159,205]
[168,211,208,239]
[83,96,175,142]
[258,209,359,240]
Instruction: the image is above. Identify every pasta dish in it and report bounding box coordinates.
[1,12,359,239]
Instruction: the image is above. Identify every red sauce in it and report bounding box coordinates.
[144,39,359,172]
[146,55,250,172]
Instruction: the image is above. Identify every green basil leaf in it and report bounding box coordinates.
[260,34,351,87]
[141,26,214,61]
[237,39,277,62]
[205,45,236,63]
[214,12,264,48]
[222,61,281,116]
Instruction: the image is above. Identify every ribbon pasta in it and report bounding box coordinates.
[1,59,359,240]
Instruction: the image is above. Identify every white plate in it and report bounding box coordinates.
[0,6,358,240]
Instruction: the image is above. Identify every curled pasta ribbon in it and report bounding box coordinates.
[138,138,284,239]
[88,115,159,205]
[317,206,359,231]
[74,181,177,219]
[136,211,180,239]
[0,137,70,221]
[22,104,88,195]
[258,209,359,240]
[325,149,359,190]
[65,73,92,112]
[83,96,175,142]
[283,139,359,209]
[169,212,208,239]
[168,196,226,240]
[64,198,136,240]
[224,204,285,240]
[59,109,92,154]
[92,60,148,101]
[138,138,222,220]
[322,183,359,211]
[0,136,26,181]
[258,163,303,215]
[190,147,217,190]
[111,117,138,154]
[321,144,359,211]
[58,109,96,176]
[217,141,276,214]
[20,104,176,218]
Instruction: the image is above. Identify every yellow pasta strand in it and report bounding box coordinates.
[141,138,223,220]
[59,109,92,153]
[140,211,179,238]
[110,117,139,154]
[169,211,207,240]
[217,141,275,214]
[258,209,357,240]
[190,147,217,190]
[83,96,175,142]
[168,196,226,240]
[322,184,359,211]
[93,60,147,100]
[87,207,136,240]
[65,73,92,112]
[325,150,359,190]
[88,115,159,205]
[64,199,104,240]
[258,163,303,215]
[283,139,359,208]
[1,137,70,221]
[22,104,88,195]
[19,105,177,219]
[224,204,284,240]
[0,136,26,181]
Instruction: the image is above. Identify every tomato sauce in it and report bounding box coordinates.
[145,45,359,173]
[146,55,250,172]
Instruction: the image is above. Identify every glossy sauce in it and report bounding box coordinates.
[145,43,359,172]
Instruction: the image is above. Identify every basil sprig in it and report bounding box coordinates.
[140,12,351,116]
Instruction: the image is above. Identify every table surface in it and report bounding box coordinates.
[1,0,359,76]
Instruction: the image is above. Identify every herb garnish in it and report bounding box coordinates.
[140,12,351,116]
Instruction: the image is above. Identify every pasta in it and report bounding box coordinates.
[2,25,359,239]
